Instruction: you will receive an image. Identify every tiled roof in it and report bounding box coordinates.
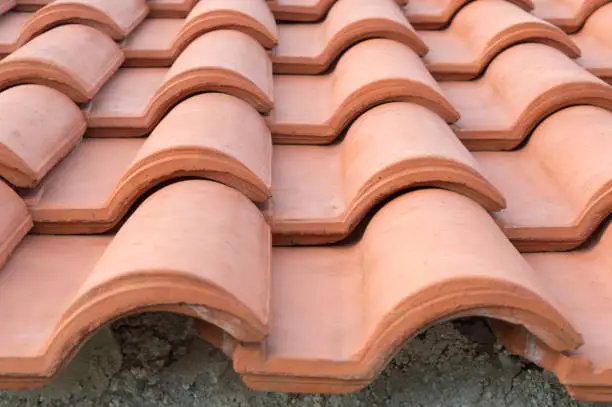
[0,0,611,401]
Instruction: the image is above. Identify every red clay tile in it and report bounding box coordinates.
[404,0,534,30]
[15,0,148,48]
[475,106,612,251]
[492,224,612,401]
[0,180,31,269]
[271,0,426,74]
[0,0,15,15]
[0,24,123,102]
[233,189,580,393]
[26,93,272,234]
[123,0,277,67]
[268,38,459,144]
[0,180,270,386]
[0,85,85,187]
[571,3,612,82]
[419,0,580,80]
[531,0,609,33]
[85,29,273,137]
[268,102,504,244]
[267,0,407,22]
[148,0,197,18]
[440,43,612,150]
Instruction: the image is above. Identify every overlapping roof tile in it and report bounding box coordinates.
[571,3,612,82]
[269,38,458,144]
[0,0,612,400]
[419,0,580,80]
[530,0,609,32]
[0,24,123,102]
[123,0,277,66]
[440,43,612,150]
[85,29,273,137]
[404,0,535,29]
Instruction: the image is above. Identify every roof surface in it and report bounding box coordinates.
[0,0,610,401]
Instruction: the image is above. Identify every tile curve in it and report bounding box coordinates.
[272,0,427,75]
[0,180,270,386]
[442,43,612,150]
[270,102,504,244]
[123,0,278,67]
[234,190,580,393]
[0,85,85,188]
[28,93,272,234]
[0,24,124,103]
[421,0,580,80]
[269,38,459,144]
[87,30,273,137]
[0,180,31,269]
[16,0,148,47]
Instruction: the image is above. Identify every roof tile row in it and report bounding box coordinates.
[0,0,612,400]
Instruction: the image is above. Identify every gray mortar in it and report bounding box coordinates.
[0,313,609,407]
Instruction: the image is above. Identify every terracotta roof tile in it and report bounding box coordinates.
[271,0,426,74]
[16,0,148,48]
[0,24,123,102]
[234,189,579,392]
[476,106,612,251]
[269,38,459,144]
[269,102,504,244]
[0,180,270,385]
[531,0,609,32]
[123,0,278,67]
[404,0,534,30]
[419,0,580,80]
[571,3,612,82]
[492,223,612,401]
[0,84,85,187]
[27,93,272,233]
[0,0,612,399]
[440,43,612,150]
[0,180,31,269]
[85,29,273,137]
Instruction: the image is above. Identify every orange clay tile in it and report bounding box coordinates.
[267,0,408,22]
[122,0,277,67]
[0,180,31,269]
[85,29,273,138]
[26,93,272,234]
[232,189,580,393]
[0,0,15,15]
[531,0,609,33]
[0,24,123,102]
[403,0,534,30]
[440,43,612,151]
[271,0,426,74]
[0,85,85,188]
[571,3,612,82]
[474,106,612,251]
[0,185,582,391]
[492,224,612,401]
[268,102,504,245]
[148,0,197,18]
[268,38,459,144]
[419,0,580,80]
[14,0,148,48]
[0,180,270,386]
